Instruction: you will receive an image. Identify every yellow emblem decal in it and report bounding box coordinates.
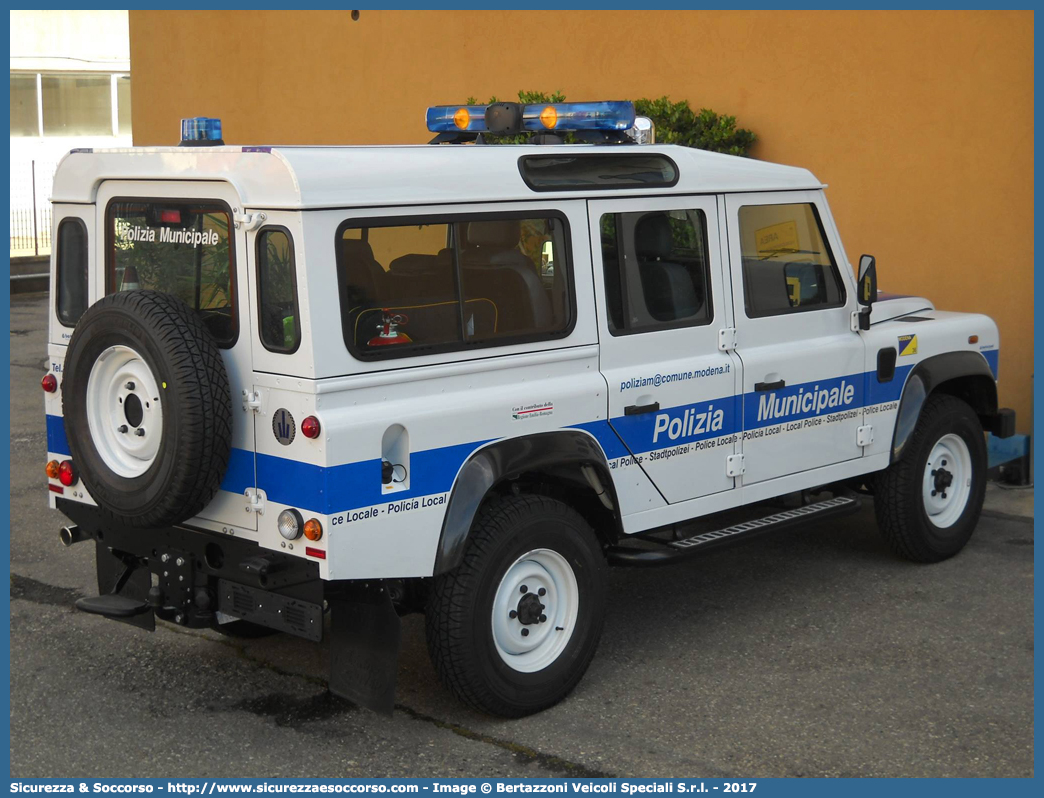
[898,334,918,356]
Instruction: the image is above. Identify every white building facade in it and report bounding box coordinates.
[10,10,131,256]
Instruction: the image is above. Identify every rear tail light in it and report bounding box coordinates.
[301,416,321,439]
[57,460,77,487]
[45,460,60,479]
[41,374,57,393]
[303,518,323,541]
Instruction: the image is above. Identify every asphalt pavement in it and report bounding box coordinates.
[9,293,1034,778]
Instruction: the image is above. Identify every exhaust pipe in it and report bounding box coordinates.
[59,525,89,547]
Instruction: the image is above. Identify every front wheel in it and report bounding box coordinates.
[874,394,987,562]
[425,494,607,717]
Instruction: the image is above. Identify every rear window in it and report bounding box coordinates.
[519,154,678,191]
[336,213,573,360]
[106,199,236,346]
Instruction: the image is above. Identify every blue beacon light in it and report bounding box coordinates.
[180,117,224,146]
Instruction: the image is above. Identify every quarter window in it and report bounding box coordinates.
[599,209,713,334]
[738,203,845,317]
[336,213,572,359]
[256,228,300,353]
[56,218,88,327]
[106,200,236,346]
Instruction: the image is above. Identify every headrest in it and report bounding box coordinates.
[389,253,448,276]
[467,220,521,249]
[634,214,674,261]
[342,238,376,264]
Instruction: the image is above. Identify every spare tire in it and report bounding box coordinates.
[62,290,233,528]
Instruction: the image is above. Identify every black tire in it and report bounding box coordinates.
[874,394,987,562]
[425,494,607,717]
[62,290,233,528]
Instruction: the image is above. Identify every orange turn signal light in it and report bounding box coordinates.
[453,107,470,130]
[968,335,979,344]
[539,105,558,129]
[303,518,323,541]
[45,460,60,479]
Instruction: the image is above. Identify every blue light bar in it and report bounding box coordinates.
[425,106,489,133]
[181,117,223,143]
[522,101,635,132]
[425,101,636,134]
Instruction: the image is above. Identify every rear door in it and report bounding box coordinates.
[724,191,865,485]
[589,195,740,504]
[96,180,257,533]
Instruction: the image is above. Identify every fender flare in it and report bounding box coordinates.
[890,351,997,463]
[432,430,621,575]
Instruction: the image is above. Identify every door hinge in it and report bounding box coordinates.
[857,424,874,447]
[242,389,263,414]
[245,488,266,516]
[718,327,738,352]
[234,211,267,231]
[726,453,746,478]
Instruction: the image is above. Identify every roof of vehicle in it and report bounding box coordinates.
[51,143,824,210]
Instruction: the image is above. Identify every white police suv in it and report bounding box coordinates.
[43,104,1014,717]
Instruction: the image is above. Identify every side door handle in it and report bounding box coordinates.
[624,401,660,416]
[755,379,786,392]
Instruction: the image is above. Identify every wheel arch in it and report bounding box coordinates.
[433,430,623,575]
[890,351,997,463]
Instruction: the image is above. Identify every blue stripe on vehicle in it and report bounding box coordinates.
[46,414,70,456]
[255,438,493,516]
[40,352,994,515]
[220,447,255,495]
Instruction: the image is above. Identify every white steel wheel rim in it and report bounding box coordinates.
[922,433,973,529]
[85,344,164,478]
[491,548,579,673]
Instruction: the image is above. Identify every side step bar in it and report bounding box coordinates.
[606,496,861,567]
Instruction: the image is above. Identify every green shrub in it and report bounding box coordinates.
[461,91,756,155]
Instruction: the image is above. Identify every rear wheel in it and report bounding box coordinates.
[874,394,987,562]
[62,290,233,528]
[425,494,607,717]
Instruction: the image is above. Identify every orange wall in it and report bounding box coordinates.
[129,10,1034,431]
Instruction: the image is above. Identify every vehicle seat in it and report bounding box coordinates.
[460,220,553,333]
[634,214,700,322]
[387,250,456,303]
[341,239,386,307]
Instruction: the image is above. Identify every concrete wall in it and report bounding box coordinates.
[128,10,1034,431]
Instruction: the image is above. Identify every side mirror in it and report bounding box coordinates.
[857,254,877,307]
[856,255,876,331]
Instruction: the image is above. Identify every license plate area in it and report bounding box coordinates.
[217,579,323,642]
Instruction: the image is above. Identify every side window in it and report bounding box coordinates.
[256,228,300,353]
[55,218,88,327]
[738,203,845,317]
[336,213,572,359]
[600,209,713,334]
[106,199,236,346]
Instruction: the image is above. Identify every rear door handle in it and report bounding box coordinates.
[624,401,660,416]
[755,379,786,392]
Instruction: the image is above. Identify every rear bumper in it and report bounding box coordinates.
[56,498,323,639]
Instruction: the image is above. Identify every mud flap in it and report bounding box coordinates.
[328,584,401,715]
[94,541,155,631]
